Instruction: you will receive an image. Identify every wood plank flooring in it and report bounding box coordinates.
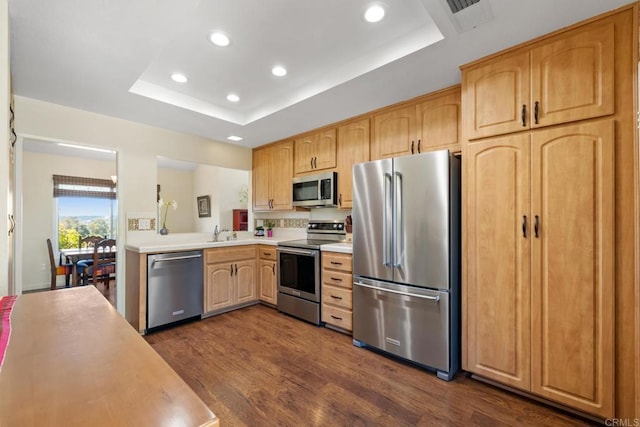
[145,304,596,427]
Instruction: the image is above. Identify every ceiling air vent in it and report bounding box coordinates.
[446,0,480,14]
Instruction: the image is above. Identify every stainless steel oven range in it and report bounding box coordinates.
[277,220,346,325]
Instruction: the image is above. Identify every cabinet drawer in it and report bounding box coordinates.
[322,305,352,331]
[205,246,256,264]
[322,284,352,310]
[258,246,277,261]
[322,270,352,289]
[322,252,352,273]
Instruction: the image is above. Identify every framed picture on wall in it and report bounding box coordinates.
[197,195,211,218]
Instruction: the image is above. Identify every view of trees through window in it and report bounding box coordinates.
[57,197,117,249]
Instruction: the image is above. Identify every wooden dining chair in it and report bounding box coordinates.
[86,239,116,289]
[79,235,103,250]
[76,235,104,284]
[47,238,73,290]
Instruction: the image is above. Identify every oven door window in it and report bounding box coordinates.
[279,251,317,296]
[293,181,318,202]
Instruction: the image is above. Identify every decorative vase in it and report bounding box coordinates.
[160,227,169,235]
[267,229,273,238]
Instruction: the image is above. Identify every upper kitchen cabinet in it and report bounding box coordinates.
[462,17,614,140]
[416,86,461,153]
[336,118,370,209]
[294,128,337,175]
[371,85,461,160]
[253,141,293,211]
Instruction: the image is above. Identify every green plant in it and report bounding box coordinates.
[264,220,275,230]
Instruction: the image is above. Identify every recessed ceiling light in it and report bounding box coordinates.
[364,4,385,23]
[209,32,230,47]
[227,136,243,142]
[272,66,287,77]
[226,94,240,102]
[170,73,188,83]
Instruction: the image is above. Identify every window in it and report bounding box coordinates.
[53,175,117,249]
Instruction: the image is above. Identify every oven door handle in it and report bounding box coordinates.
[277,247,318,257]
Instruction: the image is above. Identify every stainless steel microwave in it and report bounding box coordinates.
[292,172,338,208]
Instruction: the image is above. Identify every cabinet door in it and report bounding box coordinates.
[270,141,293,211]
[259,259,277,305]
[416,87,461,152]
[235,259,257,304]
[530,21,614,128]
[313,129,337,171]
[530,120,614,417]
[204,263,234,313]
[294,134,315,174]
[464,134,531,390]
[462,51,530,140]
[336,118,370,209]
[252,147,271,211]
[371,104,416,160]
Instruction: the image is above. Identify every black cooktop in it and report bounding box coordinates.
[277,239,340,250]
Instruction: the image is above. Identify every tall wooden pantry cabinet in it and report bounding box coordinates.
[461,5,637,420]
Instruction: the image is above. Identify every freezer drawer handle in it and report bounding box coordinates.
[354,281,440,302]
[151,254,202,266]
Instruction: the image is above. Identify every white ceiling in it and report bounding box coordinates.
[9,0,633,149]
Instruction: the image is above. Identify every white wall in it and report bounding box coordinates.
[193,165,249,234]
[14,96,252,311]
[0,0,10,296]
[194,164,219,233]
[218,168,249,231]
[157,167,195,233]
[22,151,116,291]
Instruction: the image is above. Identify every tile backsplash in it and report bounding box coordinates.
[254,218,308,228]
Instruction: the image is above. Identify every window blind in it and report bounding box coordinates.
[52,175,116,200]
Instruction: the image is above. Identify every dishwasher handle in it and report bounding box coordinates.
[151,253,202,267]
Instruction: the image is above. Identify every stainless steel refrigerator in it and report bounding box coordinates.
[352,149,460,380]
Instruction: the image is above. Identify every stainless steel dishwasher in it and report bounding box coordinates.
[147,250,203,331]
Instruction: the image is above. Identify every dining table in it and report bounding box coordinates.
[61,247,116,286]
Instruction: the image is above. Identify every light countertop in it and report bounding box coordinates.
[320,243,353,254]
[125,231,352,254]
[125,237,282,253]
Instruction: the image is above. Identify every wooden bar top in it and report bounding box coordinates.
[0,287,219,427]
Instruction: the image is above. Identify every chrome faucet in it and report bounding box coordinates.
[213,225,230,242]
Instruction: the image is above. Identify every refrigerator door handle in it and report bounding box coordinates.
[393,171,403,268]
[354,281,440,302]
[383,172,392,266]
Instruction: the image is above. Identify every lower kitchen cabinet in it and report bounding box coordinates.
[321,252,353,332]
[464,120,615,417]
[204,246,257,314]
[258,245,277,305]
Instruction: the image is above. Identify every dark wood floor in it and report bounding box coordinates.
[145,304,596,427]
